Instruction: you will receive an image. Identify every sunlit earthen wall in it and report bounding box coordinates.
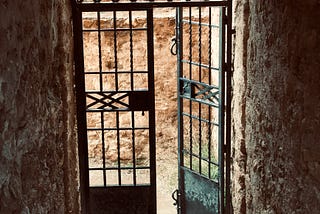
[232,0,320,213]
[0,1,79,213]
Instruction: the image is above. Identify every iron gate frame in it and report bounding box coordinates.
[175,5,232,214]
[72,0,232,213]
[72,4,157,213]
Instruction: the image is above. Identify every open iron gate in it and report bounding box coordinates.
[174,5,232,214]
[72,1,232,213]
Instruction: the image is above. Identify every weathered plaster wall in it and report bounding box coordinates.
[0,0,79,213]
[233,0,320,213]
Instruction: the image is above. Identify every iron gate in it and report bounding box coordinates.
[72,1,232,213]
[174,5,232,214]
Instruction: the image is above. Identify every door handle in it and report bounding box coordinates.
[170,37,177,56]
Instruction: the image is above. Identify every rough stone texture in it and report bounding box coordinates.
[232,0,320,213]
[0,0,79,213]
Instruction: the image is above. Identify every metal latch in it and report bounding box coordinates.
[172,189,181,212]
[170,37,177,56]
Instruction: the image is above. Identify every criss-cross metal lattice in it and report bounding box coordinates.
[180,78,220,107]
[86,92,130,110]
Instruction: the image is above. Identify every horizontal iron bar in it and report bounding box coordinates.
[89,166,150,170]
[181,166,219,183]
[98,184,151,187]
[90,184,151,189]
[86,89,148,93]
[182,149,219,166]
[180,77,219,90]
[179,94,219,108]
[86,108,130,112]
[182,19,219,28]
[84,70,149,74]
[83,27,147,32]
[181,112,219,126]
[181,59,219,71]
[76,1,228,11]
[87,127,149,131]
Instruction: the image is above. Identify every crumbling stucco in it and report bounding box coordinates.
[0,0,79,213]
[232,0,320,213]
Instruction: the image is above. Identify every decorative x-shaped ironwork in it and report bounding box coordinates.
[194,83,219,105]
[86,92,130,110]
[181,78,220,106]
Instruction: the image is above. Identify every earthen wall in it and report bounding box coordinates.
[0,1,79,213]
[232,0,320,213]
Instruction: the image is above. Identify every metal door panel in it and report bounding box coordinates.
[73,5,156,213]
[176,5,231,214]
[89,186,152,214]
[183,168,219,214]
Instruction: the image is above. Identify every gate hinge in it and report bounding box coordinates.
[224,63,228,72]
[223,144,228,153]
[223,14,229,25]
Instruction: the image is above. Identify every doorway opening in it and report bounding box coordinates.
[72,1,232,213]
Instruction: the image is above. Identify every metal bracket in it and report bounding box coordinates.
[223,13,228,25]
[172,189,181,211]
[170,37,177,56]
[224,62,228,72]
[223,144,228,154]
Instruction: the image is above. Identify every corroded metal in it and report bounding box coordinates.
[183,169,219,214]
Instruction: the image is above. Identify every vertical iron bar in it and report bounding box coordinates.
[98,11,103,91]
[101,112,107,186]
[188,6,193,171]
[225,1,233,212]
[129,10,137,186]
[129,10,134,91]
[147,8,156,212]
[113,10,121,186]
[198,6,202,175]
[113,10,119,91]
[97,11,107,187]
[218,7,226,214]
[72,3,89,213]
[116,111,121,185]
[208,6,212,180]
[131,112,136,186]
[176,6,183,214]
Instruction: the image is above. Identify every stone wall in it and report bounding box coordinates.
[0,0,79,213]
[232,0,320,213]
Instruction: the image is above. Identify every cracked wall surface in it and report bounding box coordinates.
[0,0,79,213]
[232,0,320,213]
